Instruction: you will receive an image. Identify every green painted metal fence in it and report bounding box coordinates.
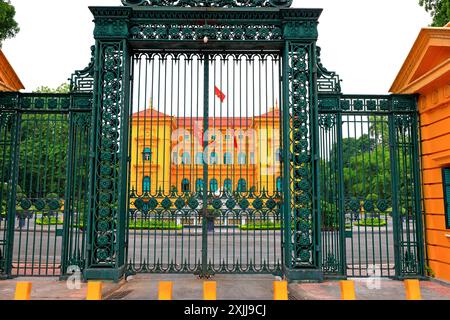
[0,93,92,277]
[318,94,425,278]
[0,2,426,281]
[125,51,283,275]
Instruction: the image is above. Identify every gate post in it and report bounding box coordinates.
[84,6,132,281]
[3,102,21,278]
[281,16,323,281]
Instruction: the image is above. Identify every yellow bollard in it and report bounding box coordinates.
[404,279,422,300]
[203,281,217,300]
[340,280,356,300]
[273,281,288,300]
[14,282,32,300]
[158,281,173,300]
[86,281,103,300]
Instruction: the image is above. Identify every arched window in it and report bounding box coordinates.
[238,153,246,165]
[195,152,204,165]
[143,147,152,161]
[210,152,218,165]
[142,176,151,193]
[224,152,233,165]
[181,178,190,192]
[210,179,218,193]
[237,179,247,192]
[276,177,282,192]
[224,179,232,192]
[196,179,204,192]
[181,152,191,165]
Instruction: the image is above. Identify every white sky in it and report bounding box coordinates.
[2,0,431,93]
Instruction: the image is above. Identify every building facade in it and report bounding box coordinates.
[129,103,282,197]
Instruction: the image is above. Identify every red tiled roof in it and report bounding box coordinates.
[0,49,24,92]
[132,108,174,119]
[176,117,252,128]
[131,107,280,127]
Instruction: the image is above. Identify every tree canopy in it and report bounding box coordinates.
[34,83,70,94]
[0,0,19,46]
[419,0,450,27]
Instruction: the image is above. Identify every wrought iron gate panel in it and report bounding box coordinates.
[60,111,91,275]
[0,93,92,278]
[126,51,283,274]
[0,110,17,277]
[205,52,283,274]
[318,94,424,278]
[10,112,69,276]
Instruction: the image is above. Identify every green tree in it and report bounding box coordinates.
[0,0,19,46]
[0,84,72,203]
[419,0,450,27]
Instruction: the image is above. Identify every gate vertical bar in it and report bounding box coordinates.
[201,53,209,277]
[336,105,347,276]
[60,105,76,278]
[281,42,292,274]
[389,107,402,278]
[410,105,425,277]
[4,107,20,278]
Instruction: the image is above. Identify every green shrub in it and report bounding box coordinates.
[353,218,387,227]
[129,219,182,230]
[36,216,63,225]
[46,193,59,200]
[239,221,281,230]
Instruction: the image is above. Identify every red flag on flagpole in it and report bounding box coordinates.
[214,86,226,103]
[234,135,238,150]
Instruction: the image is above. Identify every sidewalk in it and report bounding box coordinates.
[289,278,450,300]
[0,274,449,300]
[0,277,124,300]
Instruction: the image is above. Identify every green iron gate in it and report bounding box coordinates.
[317,63,425,278]
[126,51,283,275]
[0,88,92,277]
[0,1,426,281]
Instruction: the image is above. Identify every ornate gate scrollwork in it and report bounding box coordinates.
[122,0,293,8]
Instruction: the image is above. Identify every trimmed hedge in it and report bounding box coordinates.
[239,221,281,230]
[128,219,182,230]
[36,216,63,225]
[352,218,387,227]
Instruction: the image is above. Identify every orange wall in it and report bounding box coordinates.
[419,83,450,282]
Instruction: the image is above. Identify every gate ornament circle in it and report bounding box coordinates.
[47,199,61,211]
[20,198,32,210]
[34,199,46,211]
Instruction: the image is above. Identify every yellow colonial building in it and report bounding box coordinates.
[129,104,282,197]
